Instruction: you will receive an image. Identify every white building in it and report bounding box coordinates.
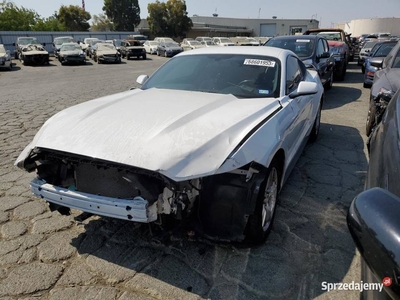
[338,18,400,37]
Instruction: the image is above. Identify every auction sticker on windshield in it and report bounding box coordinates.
[244,59,276,67]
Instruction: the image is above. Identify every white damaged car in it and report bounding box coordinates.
[15,47,324,243]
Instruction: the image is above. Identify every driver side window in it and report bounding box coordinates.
[286,56,304,94]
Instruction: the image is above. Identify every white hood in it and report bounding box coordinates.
[17,89,281,181]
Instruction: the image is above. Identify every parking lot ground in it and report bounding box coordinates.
[0,58,369,299]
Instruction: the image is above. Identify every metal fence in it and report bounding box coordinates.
[0,31,140,54]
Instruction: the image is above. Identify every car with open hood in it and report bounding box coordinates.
[19,42,49,66]
[92,43,121,64]
[15,46,324,244]
[58,43,86,65]
[0,44,12,71]
[265,35,335,90]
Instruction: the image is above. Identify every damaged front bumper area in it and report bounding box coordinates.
[19,148,200,224]
[30,178,157,222]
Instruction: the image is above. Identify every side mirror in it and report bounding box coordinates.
[365,49,370,53]
[136,75,149,85]
[347,188,400,299]
[13,42,16,46]
[370,61,383,68]
[289,81,318,99]
[318,52,331,59]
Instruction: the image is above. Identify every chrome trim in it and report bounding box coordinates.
[30,178,157,222]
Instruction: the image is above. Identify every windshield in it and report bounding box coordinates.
[113,40,122,47]
[363,41,377,49]
[55,37,74,45]
[61,44,81,51]
[164,42,179,47]
[266,38,315,57]
[98,44,116,50]
[205,41,216,45]
[189,41,202,46]
[392,48,400,68]
[18,38,39,45]
[142,54,281,98]
[0,45,6,53]
[219,38,233,43]
[149,41,158,45]
[127,41,141,46]
[372,43,396,57]
[316,32,342,41]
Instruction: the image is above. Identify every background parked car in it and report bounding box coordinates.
[348,89,400,300]
[304,28,351,81]
[120,39,146,60]
[112,39,122,54]
[156,41,183,57]
[230,36,260,46]
[181,39,205,51]
[128,35,148,45]
[358,40,378,67]
[92,43,121,64]
[363,40,397,87]
[154,37,175,44]
[19,42,49,65]
[53,36,74,58]
[143,40,159,54]
[212,37,235,46]
[265,35,335,90]
[81,38,99,55]
[58,43,86,65]
[86,39,104,58]
[0,44,12,71]
[13,37,44,60]
[365,41,400,135]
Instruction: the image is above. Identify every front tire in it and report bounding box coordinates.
[245,160,281,244]
[324,71,333,90]
[309,100,322,142]
[366,99,376,136]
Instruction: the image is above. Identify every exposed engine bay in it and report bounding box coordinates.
[21,148,266,241]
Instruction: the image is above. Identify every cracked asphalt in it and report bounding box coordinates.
[0,55,369,299]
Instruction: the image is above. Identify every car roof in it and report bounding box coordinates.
[61,43,79,46]
[177,46,287,58]
[269,35,319,41]
[54,36,73,40]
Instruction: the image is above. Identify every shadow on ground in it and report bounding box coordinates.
[70,122,367,300]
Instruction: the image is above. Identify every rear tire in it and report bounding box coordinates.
[245,160,281,244]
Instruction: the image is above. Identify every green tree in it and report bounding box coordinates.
[103,0,140,31]
[0,1,39,31]
[58,5,91,31]
[91,13,114,31]
[147,0,192,38]
[32,12,64,31]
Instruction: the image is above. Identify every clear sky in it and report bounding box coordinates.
[8,0,400,28]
